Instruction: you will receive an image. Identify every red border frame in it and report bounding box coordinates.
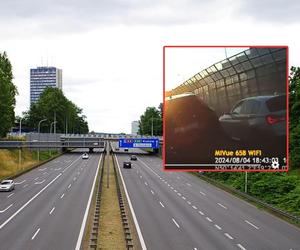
[163,45,289,172]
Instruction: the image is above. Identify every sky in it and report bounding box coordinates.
[1,0,299,133]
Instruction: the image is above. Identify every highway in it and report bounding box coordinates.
[0,150,102,250]
[114,147,300,250]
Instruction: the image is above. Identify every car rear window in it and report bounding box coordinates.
[266,95,286,112]
[1,181,10,184]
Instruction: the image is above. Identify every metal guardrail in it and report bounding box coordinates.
[111,143,134,249]
[199,173,300,224]
[89,154,105,249]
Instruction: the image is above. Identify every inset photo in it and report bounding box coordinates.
[163,46,288,171]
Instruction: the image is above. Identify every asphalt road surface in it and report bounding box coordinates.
[114,147,300,250]
[0,150,102,250]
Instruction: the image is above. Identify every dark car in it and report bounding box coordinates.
[165,93,234,166]
[123,161,132,168]
[130,155,137,161]
[219,94,286,155]
[124,148,129,152]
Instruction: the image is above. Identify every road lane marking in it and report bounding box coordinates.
[217,203,227,209]
[7,193,14,198]
[206,217,212,222]
[177,193,182,196]
[167,184,170,187]
[186,183,192,187]
[114,155,147,250]
[73,177,77,181]
[237,244,247,250]
[182,196,186,200]
[198,211,204,216]
[31,228,40,240]
[224,233,234,240]
[15,180,26,185]
[199,191,206,196]
[34,180,45,185]
[187,201,191,205]
[38,168,47,171]
[0,173,62,230]
[62,156,81,173]
[214,224,222,230]
[150,190,154,195]
[159,202,165,208]
[49,207,55,215]
[60,193,65,199]
[145,182,148,186]
[34,177,39,181]
[170,187,174,190]
[245,220,259,230]
[0,204,13,213]
[54,168,61,171]
[172,218,180,228]
[68,184,72,189]
[23,184,28,188]
[140,175,142,179]
[192,205,197,210]
[174,190,178,193]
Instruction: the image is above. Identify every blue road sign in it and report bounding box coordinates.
[119,138,159,149]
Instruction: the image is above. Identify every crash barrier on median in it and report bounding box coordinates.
[198,173,300,224]
[89,154,105,249]
[111,143,134,250]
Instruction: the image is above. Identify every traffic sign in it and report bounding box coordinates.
[119,138,159,149]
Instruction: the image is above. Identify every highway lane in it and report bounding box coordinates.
[0,150,102,250]
[115,151,300,250]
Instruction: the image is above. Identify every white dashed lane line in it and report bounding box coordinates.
[150,190,154,195]
[192,206,197,210]
[206,217,213,223]
[60,194,65,199]
[224,233,234,240]
[159,202,165,208]
[186,183,192,187]
[187,201,191,205]
[217,203,228,210]
[145,182,148,186]
[7,193,14,198]
[237,243,247,250]
[31,228,40,240]
[244,220,259,230]
[49,207,55,215]
[172,218,180,229]
[214,224,222,230]
[198,211,204,216]
[68,184,72,189]
[35,180,45,185]
[23,184,29,188]
[199,191,206,196]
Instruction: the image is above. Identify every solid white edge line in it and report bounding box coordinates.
[115,154,147,250]
[31,228,40,240]
[0,173,62,230]
[0,204,13,213]
[75,153,102,250]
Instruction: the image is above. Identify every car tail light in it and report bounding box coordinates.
[266,115,285,125]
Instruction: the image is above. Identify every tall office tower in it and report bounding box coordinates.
[30,66,62,105]
[131,120,139,135]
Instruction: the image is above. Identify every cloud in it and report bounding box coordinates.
[236,0,300,23]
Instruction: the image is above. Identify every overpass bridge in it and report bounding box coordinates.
[0,134,162,152]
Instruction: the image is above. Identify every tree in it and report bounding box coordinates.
[23,87,89,134]
[0,52,18,138]
[138,106,162,136]
[289,66,300,168]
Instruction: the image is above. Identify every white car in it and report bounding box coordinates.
[0,180,15,192]
[82,153,89,159]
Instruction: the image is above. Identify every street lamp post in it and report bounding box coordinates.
[38,118,47,162]
[49,121,57,157]
[19,117,23,136]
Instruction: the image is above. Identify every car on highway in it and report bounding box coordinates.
[130,155,137,161]
[124,148,129,152]
[82,153,89,159]
[165,92,234,165]
[0,180,15,192]
[219,94,286,154]
[123,161,132,168]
